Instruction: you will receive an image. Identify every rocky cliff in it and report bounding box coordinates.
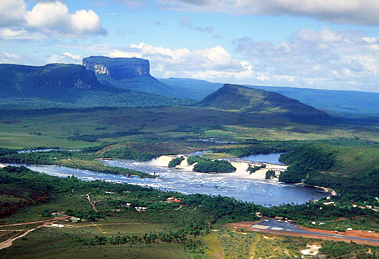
[83,56,150,80]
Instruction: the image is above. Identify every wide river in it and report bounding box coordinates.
[21,153,328,206]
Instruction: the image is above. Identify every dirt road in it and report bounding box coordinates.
[0,217,65,250]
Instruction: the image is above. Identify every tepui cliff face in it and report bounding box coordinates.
[83,56,150,80]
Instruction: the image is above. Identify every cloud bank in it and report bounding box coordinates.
[110,27,379,92]
[0,0,106,40]
[154,0,379,25]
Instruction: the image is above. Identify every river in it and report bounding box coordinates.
[20,153,329,206]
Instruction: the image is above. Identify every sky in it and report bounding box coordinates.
[1,0,379,92]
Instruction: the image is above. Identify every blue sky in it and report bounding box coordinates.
[1,0,379,92]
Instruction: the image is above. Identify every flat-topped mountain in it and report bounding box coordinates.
[83,56,194,99]
[196,84,332,124]
[83,56,150,80]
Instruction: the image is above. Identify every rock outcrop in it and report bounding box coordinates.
[83,56,150,80]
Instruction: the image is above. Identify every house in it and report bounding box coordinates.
[166,197,181,203]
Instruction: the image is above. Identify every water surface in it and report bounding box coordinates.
[22,153,328,206]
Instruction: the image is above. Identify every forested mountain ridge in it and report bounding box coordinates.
[0,63,102,93]
[0,63,191,108]
[196,84,333,124]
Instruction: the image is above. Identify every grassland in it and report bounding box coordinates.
[2,106,379,258]
[1,223,193,259]
[0,166,210,258]
[2,107,379,150]
[203,227,379,259]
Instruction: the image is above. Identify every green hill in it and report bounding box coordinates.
[196,84,332,124]
[161,77,379,115]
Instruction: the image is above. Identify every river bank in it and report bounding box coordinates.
[3,153,329,206]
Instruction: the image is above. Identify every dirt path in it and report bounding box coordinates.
[86,192,99,212]
[0,228,36,250]
[0,217,65,228]
[0,217,65,250]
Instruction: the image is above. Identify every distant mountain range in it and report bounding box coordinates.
[161,77,379,115]
[0,62,191,109]
[0,56,378,118]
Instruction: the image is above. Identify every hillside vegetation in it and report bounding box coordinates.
[196,84,333,124]
[0,63,191,109]
[279,143,379,199]
[166,77,379,115]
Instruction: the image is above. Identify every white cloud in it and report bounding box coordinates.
[0,52,21,63]
[0,0,27,26]
[70,9,105,35]
[25,1,107,37]
[154,0,379,25]
[0,0,106,40]
[26,2,70,28]
[294,28,343,44]
[110,43,241,74]
[47,52,82,64]
[233,27,379,91]
[107,26,379,92]
[109,43,264,84]
[0,28,45,40]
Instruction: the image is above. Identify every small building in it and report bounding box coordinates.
[69,217,81,222]
[51,224,64,228]
[135,206,147,212]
